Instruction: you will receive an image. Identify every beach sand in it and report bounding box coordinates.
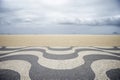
[0,35,120,46]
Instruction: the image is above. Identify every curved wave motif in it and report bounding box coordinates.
[0,60,31,80]
[0,49,119,69]
[47,47,74,51]
[0,46,28,51]
[91,60,120,80]
[0,69,20,80]
[0,46,120,80]
[92,46,120,50]
[106,68,120,80]
[0,46,29,56]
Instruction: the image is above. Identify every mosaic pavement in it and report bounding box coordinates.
[0,46,120,80]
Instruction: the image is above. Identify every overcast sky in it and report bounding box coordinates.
[0,0,120,26]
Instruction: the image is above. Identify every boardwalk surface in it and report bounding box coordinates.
[0,46,120,80]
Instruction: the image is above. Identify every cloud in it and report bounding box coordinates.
[0,0,120,26]
[57,15,120,26]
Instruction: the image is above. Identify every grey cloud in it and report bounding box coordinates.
[58,15,120,26]
[0,0,120,26]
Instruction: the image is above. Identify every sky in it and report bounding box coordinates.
[0,0,120,26]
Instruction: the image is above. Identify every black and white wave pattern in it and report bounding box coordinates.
[0,46,120,80]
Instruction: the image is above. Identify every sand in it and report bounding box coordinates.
[0,35,120,46]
